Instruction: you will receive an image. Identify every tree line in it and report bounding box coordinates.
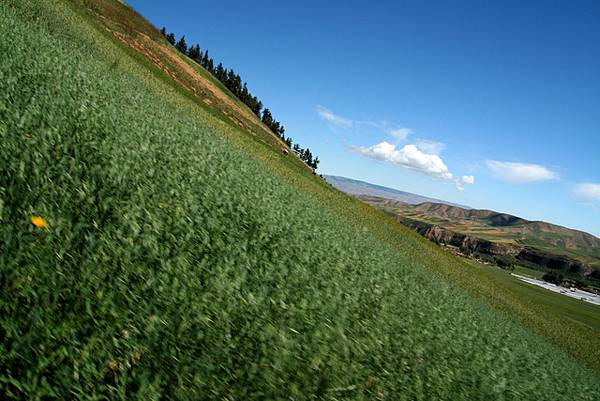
[160,28,320,170]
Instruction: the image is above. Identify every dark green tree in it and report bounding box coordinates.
[201,50,209,67]
[215,63,225,80]
[542,272,564,285]
[312,157,320,169]
[251,98,262,117]
[303,148,313,166]
[166,32,176,45]
[175,35,188,54]
[188,44,201,62]
[262,108,273,127]
[272,121,281,136]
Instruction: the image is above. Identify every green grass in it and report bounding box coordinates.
[512,265,545,279]
[364,200,600,366]
[1,0,599,400]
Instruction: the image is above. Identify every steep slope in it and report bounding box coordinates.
[79,0,304,167]
[1,1,599,399]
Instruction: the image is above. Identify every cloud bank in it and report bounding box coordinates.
[486,160,558,184]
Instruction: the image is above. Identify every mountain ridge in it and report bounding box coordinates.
[324,175,471,208]
[357,194,600,284]
[328,175,600,246]
[407,200,600,247]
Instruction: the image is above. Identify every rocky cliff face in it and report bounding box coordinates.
[386,212,597,278]
[388,213,516,255]
[375,197,600,252]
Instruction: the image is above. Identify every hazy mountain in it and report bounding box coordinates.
[324,175,470,208]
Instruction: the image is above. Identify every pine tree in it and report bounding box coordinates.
[262,108,273,127]
[252,99,263,117]
[175,35,188,54]
[166,32,176,45]
[272,121,281,136]
[215,63,225,80]
[160,27,167,37]
[312,157,320,169]
[240,83,250,104]
[188,44,201,62]
[304,148,313,166]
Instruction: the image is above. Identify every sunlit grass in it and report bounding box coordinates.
[0,0,599,399]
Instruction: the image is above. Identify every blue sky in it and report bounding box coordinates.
[127,0,600,236]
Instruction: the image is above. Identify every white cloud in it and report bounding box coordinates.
[353,141,453,180]
[486,160,558,184]
[461,175,475,184]
[415,139,446,155]
[319,106,470,191]
[574,183,600,206]
[389,127,412,141]
[316,106,353,128]
[454,175,475,192]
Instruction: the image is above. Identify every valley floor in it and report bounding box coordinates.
[512,274,600,306]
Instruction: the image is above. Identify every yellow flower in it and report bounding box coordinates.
[31,216,48,228]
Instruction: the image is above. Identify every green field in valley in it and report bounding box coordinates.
[1,0,599,399]
[512,265,546,279]
[467,263,600,331]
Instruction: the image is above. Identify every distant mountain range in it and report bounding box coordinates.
[363,196,600,251]
[324,175,470,208]
[326,176,600,286]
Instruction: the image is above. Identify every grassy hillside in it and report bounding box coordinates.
[459,262,600,332]
[1,0,599,399]
[79,0,300,167]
